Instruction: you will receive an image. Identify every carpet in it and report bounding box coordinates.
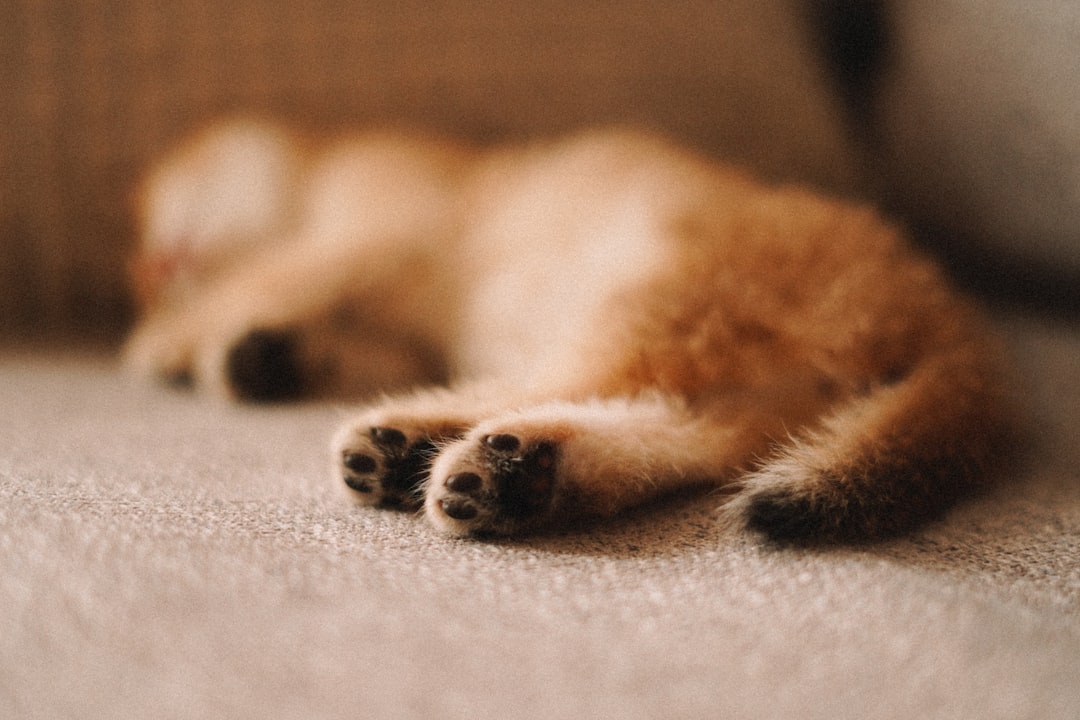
[2,310,1078,719]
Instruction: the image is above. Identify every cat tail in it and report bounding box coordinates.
[725,335,1019,544]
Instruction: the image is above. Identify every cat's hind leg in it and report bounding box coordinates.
[333,382,532,509]
[727,339,1017,543]
[422,394,776,536]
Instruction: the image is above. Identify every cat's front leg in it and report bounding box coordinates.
[124,237,425,400]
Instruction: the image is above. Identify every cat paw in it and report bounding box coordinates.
[744,488,824,542]
[426,431,559,535]
[224,329,305,402]
[740,471,887,544]
[334,423,440,509]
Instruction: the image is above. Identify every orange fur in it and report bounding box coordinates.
[124,118,1015,543]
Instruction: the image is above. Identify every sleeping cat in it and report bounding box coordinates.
[124,117,1015,543]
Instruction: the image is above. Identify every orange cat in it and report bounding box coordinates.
[124,117,1015,543]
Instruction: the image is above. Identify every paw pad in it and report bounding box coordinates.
[225,329,304,402]
[445,472,483,493]
[340,426,435,508]
[432,432,560,533]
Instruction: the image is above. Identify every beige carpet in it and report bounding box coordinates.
[2,310,1078,719]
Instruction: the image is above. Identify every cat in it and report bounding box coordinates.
[124,116,1016,543]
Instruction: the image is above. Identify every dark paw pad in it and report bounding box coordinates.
[745,491,821,542]
[341,426,436,508]
[226,329,304,402]
[485,435,557,520]
[745,481,881,544]
[436,434,558,532]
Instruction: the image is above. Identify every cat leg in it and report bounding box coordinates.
[422,394,775,536]
[123,220,457,401]
[124,130,470,400]
[123,238,374,397]
[727,340,1017,543]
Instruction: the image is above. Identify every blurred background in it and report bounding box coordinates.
[2,0,1078,342]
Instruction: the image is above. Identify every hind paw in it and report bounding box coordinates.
[335,423,441,509]
[744,488,825,542]
[426,430,560,535]
[739,469,889,544]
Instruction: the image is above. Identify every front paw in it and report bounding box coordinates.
[426,431,559,536]
[223,329,305,401]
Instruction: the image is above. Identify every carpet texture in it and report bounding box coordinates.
[2,311,1078,719]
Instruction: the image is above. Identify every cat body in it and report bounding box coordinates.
[124,118,1014,542]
